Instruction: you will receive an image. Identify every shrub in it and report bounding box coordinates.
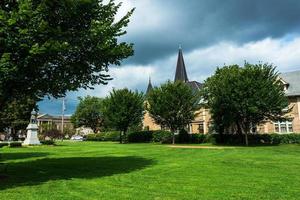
[189,134,208,144]
[102,131,120,141]
[212,133,300,145]
[41,129,64,140]
[63,126,76,138]
[212,134,243,145]
[127,131,153,143]
[152,131,210,144]
[0,143,9,148]
[86,131,120,142]
[274,133,300,144]
[9,142,22,148]
[87,130,215,144]
[177,129,189,143]
[86,133,103,141]
[40,140,55,145]
[152,130,173,144]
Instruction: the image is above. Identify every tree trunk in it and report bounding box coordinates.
[219,125,224,143]
[245,132,249,146]
[172,132,175,144]
[119,131,122,144]
[11,127,18,141]
[123,130,127,144]
[236,121,242,135]
[170,128,176,144]
[243,122,250,146]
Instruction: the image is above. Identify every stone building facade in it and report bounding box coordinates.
[258,71,300,134]
[37,113,73,132]
[143,48,300,134]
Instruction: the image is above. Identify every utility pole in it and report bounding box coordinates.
[62,97,66,135]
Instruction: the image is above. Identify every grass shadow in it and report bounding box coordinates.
[0,156,153,190]
[0,152,49,161]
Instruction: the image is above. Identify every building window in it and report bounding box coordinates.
[275,123,280,133]
[288,123,293,133]
[274,121,293,133]
[198,123,204,134]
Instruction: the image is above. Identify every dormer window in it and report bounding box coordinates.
[279,78,289,91]
[283,83,289,91]
[282,106,289,112]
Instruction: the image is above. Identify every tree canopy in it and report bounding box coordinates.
[201,63,288,145]
[102,88,144,143]
[0,96,36,140]
[71,96,103,133]
[0,0,134,114]
[146,81,200,144]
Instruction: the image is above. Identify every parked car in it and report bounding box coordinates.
[70,135,84,141]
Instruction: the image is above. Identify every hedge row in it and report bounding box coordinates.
[86,130,176,143]
[127,131,154,143]
[40,140,55,145]
[0,141,56,147]
[127,131,300,144]
[86,130,300,145]
[9,142,22,147]
[86,131,120,142]
[0,143,8,148]
[0,142,22,148]
[213,133,300,145]
[128,130,211,144]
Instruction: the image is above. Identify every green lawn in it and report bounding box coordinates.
[1,142,300,200]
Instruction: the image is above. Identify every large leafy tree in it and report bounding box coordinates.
[146,81,200,144]
[102,88,144,143]
[0,0,134,114]
[202,63,288,145]
[0,96,37,140]
[71,96,103,133]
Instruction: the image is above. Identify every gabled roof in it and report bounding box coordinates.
[280,70,300,97]
[37,113,53,119]
[186,81,203,92]
[37,113,71,120]
[174,48,189,82]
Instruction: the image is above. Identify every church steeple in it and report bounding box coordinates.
[146,77,153,95]
[174,46,188,82]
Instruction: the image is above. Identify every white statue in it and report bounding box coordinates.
[23,110,41,145]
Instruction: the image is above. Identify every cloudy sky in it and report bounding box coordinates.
[39,0,300,115]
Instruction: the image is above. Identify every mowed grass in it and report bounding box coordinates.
[1,142,300,200]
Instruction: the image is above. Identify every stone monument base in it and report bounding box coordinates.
[23,124,40,145]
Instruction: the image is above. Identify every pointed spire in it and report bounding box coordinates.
[174,46,188,82]
[146,76,153,95]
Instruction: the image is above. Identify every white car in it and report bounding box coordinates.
[70,135,84,141]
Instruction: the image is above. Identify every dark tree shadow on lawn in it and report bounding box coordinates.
[0,156,153,190]
[1,152,49,161]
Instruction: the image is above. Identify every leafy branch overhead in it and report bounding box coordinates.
[0,0,134,106]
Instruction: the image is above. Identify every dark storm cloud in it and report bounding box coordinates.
[39,0,300,114]
[123,0,300,64]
